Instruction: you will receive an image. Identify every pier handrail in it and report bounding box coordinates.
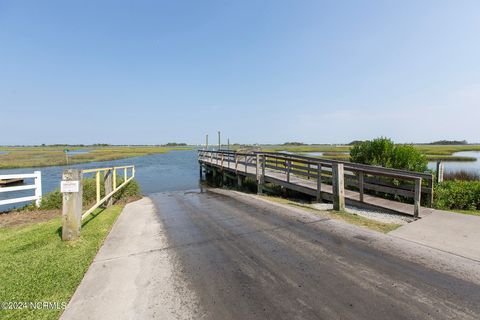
[198,150,434,216]
[81,165,135,220]
[61,165,135,241]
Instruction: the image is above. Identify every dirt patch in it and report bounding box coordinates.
[0,196,141,229]
[0,209,61,228]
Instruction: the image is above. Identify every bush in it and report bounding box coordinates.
[434,180,480,210]
[350,137,428,172]
[21,176,141,211]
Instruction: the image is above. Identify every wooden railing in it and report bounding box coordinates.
[198,150,434,218]
[61,165,135,240]
[0,171,42,208]
[81,166,135,220]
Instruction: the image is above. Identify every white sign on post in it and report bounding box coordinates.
[61,181,80,193]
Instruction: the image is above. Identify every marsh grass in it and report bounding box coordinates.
[0,146,192,169]
[258,144,480,162]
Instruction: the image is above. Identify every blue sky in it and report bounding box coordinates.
[1,0,479,145]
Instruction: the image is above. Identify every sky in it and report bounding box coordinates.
[1,0,479,145]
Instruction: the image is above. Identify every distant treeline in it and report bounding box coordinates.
[426,140,468,145]
[0,143,189,147]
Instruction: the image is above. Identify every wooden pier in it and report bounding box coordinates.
[198,150,434,218]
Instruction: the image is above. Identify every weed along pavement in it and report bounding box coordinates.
[61,189,480,320]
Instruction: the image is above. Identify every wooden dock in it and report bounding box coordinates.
[0,178,24,186]
[198,150,434,218]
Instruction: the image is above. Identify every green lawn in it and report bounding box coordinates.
[0,205,123,320]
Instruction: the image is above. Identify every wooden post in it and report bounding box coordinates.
[436,161,444,183]
[62,169,83,241]
[96,171,101,204]
[256,154,260,181]
[218,131,221,150]
[205,134,209,150]
[316,163,322,202]
[237,175,243,187]
[258,154,265,194]
[358,171,364,202]
[104,169,113,207]
[113,168,117,190]
[307,163,310,180]
[235,154,238,172]
[414,178,422,219]
[332,163,345,211]
[287,160,291,183]
[34,171,42,207]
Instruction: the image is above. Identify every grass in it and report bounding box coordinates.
[0,145,193,169]
[258,144,480,162]
[0,205,123,320]
[259,195,402,233]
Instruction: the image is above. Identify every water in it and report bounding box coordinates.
[0,150,199,212]
[66,150,91,155]
[0,151,8,155]
[428,151,480,173]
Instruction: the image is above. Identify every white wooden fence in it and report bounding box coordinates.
[0,171,42,207]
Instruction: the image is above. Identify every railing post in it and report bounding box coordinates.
[258,154,265,194]
[124,167,127,182]
[34,171,42,207]
[287,160,291,183]
[358,171,364,202]
[436,161,444,183]
[332,163,345,211]
[316,164,322,202]
[235,154,238,172]
[256,154,260,181]
[104,169,113,207]
[113,168,117,190]
[96,171,101,204]
[221,153,224,167]
[62,169,83,241]
[414,178,422,219]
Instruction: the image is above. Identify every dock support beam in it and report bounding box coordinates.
[237,175,243,188]
[256,154,265,194]
[332,163,345,211]
[316,163,322,202]
[358,171,364,203]
[62,169,83,241]
[414,178,422,219]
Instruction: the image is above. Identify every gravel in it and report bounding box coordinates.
[310,203,413,225]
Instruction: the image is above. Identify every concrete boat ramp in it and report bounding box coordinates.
[61,190,480,320]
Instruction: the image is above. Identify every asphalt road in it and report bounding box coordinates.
[150,190,480,320]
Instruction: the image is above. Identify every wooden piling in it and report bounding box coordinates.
[332,163,345,211]
[436,161,444,183]
[61,169,83,241]
[104,169,113,207]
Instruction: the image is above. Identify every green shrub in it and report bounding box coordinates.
[434,180,480,210]
[21,176,141,211]
[350,137,428,172]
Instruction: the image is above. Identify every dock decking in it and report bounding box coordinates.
[199,150,434,218]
